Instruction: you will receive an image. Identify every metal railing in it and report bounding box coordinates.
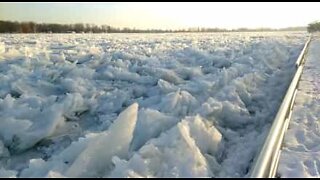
[296,36,312,67]
[249,35,312,178]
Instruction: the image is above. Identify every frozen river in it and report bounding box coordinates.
[0,32,306,177]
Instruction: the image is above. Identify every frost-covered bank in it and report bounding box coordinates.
[0,32,306,177]
[278,36,320,178]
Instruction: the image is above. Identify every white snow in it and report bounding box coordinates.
[0,32,306,177]
[278,35,320,178]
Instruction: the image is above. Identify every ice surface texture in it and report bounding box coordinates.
[0,32,306,177]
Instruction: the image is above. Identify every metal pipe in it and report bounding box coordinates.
[296,36,312,67]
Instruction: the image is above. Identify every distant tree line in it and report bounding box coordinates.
[307,21,320,33]
[0,21,111,33]
[0,20,307,33]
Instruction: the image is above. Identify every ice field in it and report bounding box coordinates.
[0,32,307,177]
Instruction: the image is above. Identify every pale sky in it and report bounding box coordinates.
[0,2,319,30]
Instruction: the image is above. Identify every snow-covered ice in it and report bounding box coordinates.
[278,35,320,178]
[0,32,306,177]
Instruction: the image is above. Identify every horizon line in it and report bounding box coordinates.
[0,19,308,31]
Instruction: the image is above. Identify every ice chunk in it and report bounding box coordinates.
[197,97,223,117]
[8,104,65,153]
[0,42,5,54]
[19,134,96,178]
[159,89,199,116]
[110,119,213,177]
[157,79,177,94]
[18,159,48,177]
[0,117,32,147]
[0,168,17,178]
[46,171,65,178]
[130,108,179,152]
[61,93,88,121]
[65,103,139,177]
[0,140,10,158]
[181,115,222,155]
